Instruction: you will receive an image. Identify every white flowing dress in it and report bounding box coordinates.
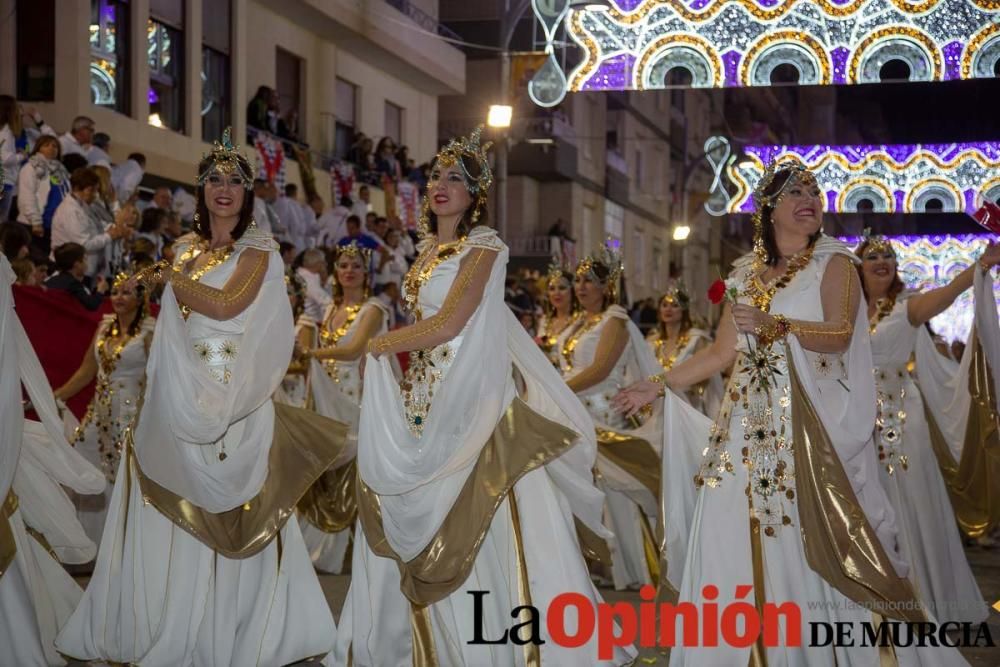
[55,229,337,667]
[333,227,634,666]
[298,298,391,573]
[662,238,967,666]
[66,314,154,546]
[647,327,723,417]
[870,296,987,624]
[0,255,105,666]
[562,305,662,591]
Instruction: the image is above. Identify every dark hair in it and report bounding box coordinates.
[53,243,86,272]
[657,292,692,338]
[855,239,905,303]
[30,135,61,159]
[93,132,111,149]
[193,156,256,242]
[128,152,146,166]
[140,207,169,234]
[255,85,273,100]
[757,169,822,267]
[359,185,369,193]
[70,167,100,192]
[545,269,579,316]
[284,183,297,196]
[425,152,490,238]
[0,222,31,261]
[0,95,20,135]
[279,241,296,257]
[62,153,88,173]
[346,215,361,228]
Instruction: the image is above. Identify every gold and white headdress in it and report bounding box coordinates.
[660,279,691,309]
[751,157,820,263]
[576,238,625,303]
[197,127,254,189]
[857,227,895,257]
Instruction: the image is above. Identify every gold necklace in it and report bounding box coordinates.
[654,329,692,372]
[745,246,815,312]
[561,311,604,372]
[320,303,363,346]
[869,296,896,334]
[403,237,466,319]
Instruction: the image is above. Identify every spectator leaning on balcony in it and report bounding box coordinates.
[17,135,69,243]
[374,137,401,181]
[246,85,279,139]
[59,116,96,159]
[51,167,130,280]
[44,242,107,311]
[111,152,146,203]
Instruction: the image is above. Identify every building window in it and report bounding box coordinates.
[89,0,130,113]
[384,101,403,145]
[334,78,357,160]
[275,48,304,143]
[604,201,624,243]
[201,0,230,141]
[148,0,185,131]
[17,0,56,101]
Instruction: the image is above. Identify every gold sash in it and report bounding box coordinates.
[0,490,18,579]
[925,335,1000,538]
[788,353,926,624]
[297,458,358,534]
[595,428,660,499]
[133,402,347,559]
[357,397,578,606]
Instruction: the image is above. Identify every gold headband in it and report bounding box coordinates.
[576,239,624,302]
[335,241,373,268]
[750,158,820,263]
[198,127,254,189]
[546,258,571,287]
[858,227,895,257]
[660,281,690,309]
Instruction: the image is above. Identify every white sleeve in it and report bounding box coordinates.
[16,164,42,226]
[0,130,17,186]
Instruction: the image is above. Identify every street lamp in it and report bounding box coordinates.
[487,105,513,128]
[673,224,691,241]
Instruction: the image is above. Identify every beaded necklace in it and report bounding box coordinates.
[869,296,896,334]
[318,302,363,382]
[560,311,604,371]
[744,245,815,312]
[653,329,692,371]
[403,237,466,320]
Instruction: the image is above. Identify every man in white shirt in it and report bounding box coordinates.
[50,167,130,279]
[59,116,95,159]
[273,183,310,251]
[351,185,371,221]
[295,248,332,322]
[111,153,146,203]
[316,196,351,247]
[86,132,112,166]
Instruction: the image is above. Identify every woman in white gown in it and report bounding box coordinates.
[535,262,579,367]
[54,276,155,546]
[275,270,314,408]
[333,127,634,666]
[557,245,663,592]
[297,242,392,574]
[646,282,722,417]
[857,232,994,624]
[616,160,967,665]
[56,131,342,666]
[0,253,106,666]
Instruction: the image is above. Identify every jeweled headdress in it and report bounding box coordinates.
[750,157,820,263]
[546,257,572,287]
[334,240,373,268]
[418,125,494,239]
[576,238,625,303]
[857,227,895,257]
[197,127,254,189]
[660,280,690,309]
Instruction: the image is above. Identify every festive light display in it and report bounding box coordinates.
[840,234,1000,342]
[727,142,1000,214]
[564,0,1000,94]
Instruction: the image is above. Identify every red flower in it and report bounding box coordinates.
[707,279,727,305]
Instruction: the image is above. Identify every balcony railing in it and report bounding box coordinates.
[507,235,577,265]
[384,0,462,42]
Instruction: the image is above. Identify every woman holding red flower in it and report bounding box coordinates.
[614,159,966,666]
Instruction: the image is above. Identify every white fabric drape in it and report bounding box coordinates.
[359,238,606,561]
[131,252,293,512]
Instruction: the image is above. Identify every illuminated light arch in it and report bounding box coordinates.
[981,177,1000,205]
[740,30,832,86]
[635,34,723,89]
[848,26,942,83]
[563,0,998,94]
[727,143,1000,214]
[838,179,896,213]
[905,178,964,212]
[962,23,1000,79]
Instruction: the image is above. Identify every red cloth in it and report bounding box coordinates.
[12,285,158,420]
